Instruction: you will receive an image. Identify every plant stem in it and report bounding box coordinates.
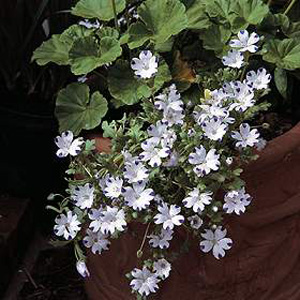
[240,52,250,81]
[137,222,151,257]
[267,0,272,6]
[111,0,119,30]
[284,0,298,15]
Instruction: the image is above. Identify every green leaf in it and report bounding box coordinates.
[263,38,300,70]
[232,0,269,26]
[96,27,119,39]
[69,36,122,75]
[102,121,117,138]
[108,59,171,105]
[274,67,288,99]
[185,0,210,30]
[128,0,187,49]
[32,34,70,65]
[55,83,108,135]
[200,24,231,55]
[71,0,126,21]
[60,24,94,44]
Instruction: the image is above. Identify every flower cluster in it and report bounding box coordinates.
[51,32,271,298]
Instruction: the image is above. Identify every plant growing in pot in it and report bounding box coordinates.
[32,0,300,299]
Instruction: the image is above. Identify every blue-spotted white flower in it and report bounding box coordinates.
[83,228,110,254]
[103,176,123,199]
[229,81,255,112]
[55,131,84,158]
[223,187,252,215]
[71,183,94,209]
[202,117,227,141]
[200,226,233,259]
[54,211,81,240]
[78,19,100,29]
[231,123,260,148]
[246,68,271,90]
[188,215,203,229]
[222,49,244,68]
[123,181,155,210]
[189,145,220,177]
[229,30,260,53]
[140,139,171,167]
[154,203,184,230]
[153,258,171,279]
[123,158,149,183]
[131,50,158,79]
[182,188,213,213]
[148,228,174,249]
[89,206,126,235]
[130,267,159,296]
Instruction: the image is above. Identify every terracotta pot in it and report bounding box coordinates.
[85,123,300,300]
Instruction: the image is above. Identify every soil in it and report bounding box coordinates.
[18,246,87,300]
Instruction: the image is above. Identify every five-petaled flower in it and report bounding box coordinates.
[229,30,260,53]
[55,131,84,158]
[223,187,252,215]
[231,123,260,148]
[222,49,244,69]
[54,211,81,240]
[131,50,158,79]
[200,226,233,259]
[182,188,213,213]
[83,228,111,254]
[148,228,174,249]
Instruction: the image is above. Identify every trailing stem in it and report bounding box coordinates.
[284,0,298,15]
[111,0,119,30]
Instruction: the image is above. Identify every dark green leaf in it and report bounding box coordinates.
[274,67,288,99]
[55,83,108,135]
[71,0,126,21]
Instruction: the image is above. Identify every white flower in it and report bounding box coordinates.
[153,258,171,279]
[140,138,171,167]
[155,84,183,113]
[130,267,159,296]
[226,157,233,165]
[200,226,233,259]
[76,261,90,278]
[54,131,84,158]
[222,49,244,68]
[229,81,255,112]
[83,229,110,254]
[223,187,252,215]
[155,85,185,126]
[123,181,155,210]
[88,207,104,232]
[148,228,173,249]
[123,160,149,183]
[78,19,100,29]
[89,206,127,235]
[255,138,267,151]
[188,146,220,177]
[54,211,81,240]
[154,202,184,230]
[103,176,123,199]
[153,194,164,205]
[77,75,87,83]
[231,123,260,148]
[163,151,179,167]
[131,50,158,79]
[202,118,227,141]
[229,30,260,53]
[246,68,271,90]
[188,215,203,229]
[183,188,213,213]
[71,183,94,209]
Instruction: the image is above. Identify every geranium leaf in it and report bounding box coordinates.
[185,0,210,30]
[108,59,171,105]
[69,36,122,75]
[263,38,300,70]
[96,26,119,39]
[200,24,231,56]
[128,0,187,49]
[71,0,126,21]
[274,67,288,99]
[232,0,269,27]
[32,34,70,65]
[55,83,108,135]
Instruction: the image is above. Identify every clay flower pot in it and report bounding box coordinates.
[85,123,300,300]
